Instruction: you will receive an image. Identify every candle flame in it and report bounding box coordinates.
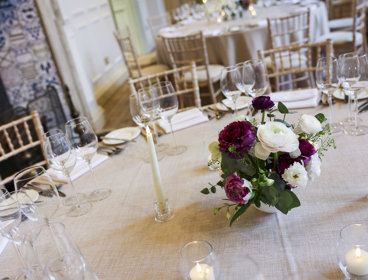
[249,4,257,17]
[146,126,151,135]
[203,0,207,4]
[196,262,202,272]
[356,247,362,257]
[217,17,222,23]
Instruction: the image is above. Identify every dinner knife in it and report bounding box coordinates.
[358,102,368,114]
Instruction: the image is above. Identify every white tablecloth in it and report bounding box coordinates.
[1,101,367,279]
[157,1,329,66]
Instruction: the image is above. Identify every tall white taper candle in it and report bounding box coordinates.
[146,126,165,204]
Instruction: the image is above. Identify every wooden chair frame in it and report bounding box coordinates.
[257,39,333,92]
[129,62,201,108]
[114,27,143,78]
[161,31,221,104]
[0,111,47,185]
[267,9,310,49]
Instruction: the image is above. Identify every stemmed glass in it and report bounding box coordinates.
[236,61,255,96]
[65,117,112,201]
[339,53,368,136]
[316,57,342,133]
[220,66,242,115]
[152,81,187,156]
[243,60,269,98]
[43,130,91,217]
[138,87,169,153]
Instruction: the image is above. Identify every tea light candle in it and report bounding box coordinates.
[345,247,368,276]
[189,263,215,280]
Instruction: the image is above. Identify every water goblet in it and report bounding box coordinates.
[138,87,169,153]
[180,240,219,280]
[316,56,342,133]
[220,66,242,115]
[153,81,187,156]
[43,131,91,217]
[65,117,112,202]
[243,59,269,98]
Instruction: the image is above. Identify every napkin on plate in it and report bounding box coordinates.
[157,108,209,133]
[47,154,109,182]
[270,88,320,109]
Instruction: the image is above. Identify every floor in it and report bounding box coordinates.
[98,81,136,133]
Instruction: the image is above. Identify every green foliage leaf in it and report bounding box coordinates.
[261,185,279,206]
[210,186,217,193]
[230,202,251,226]
[274,118,291,127]
[214,208,221,215]
[201,188,210,194]
[276,190,301,214]
[315,113,327,123]
[278,101,289,114]
[226,208,231,220]
[221,153,256,178]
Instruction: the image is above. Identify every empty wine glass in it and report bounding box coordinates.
[220,66,242,115]
[65,117,112,202]
[43,130,91,217]
[316,57,342,133]
[138,87,169,153]
[153,81,187,156]
[236,61,255,95]
[14,166,60,222]
[243,60,269,98]
[339,53,364,135]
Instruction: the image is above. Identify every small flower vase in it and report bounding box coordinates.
[254,202,278,214]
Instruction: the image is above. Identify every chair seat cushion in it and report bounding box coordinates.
[138,51,157,67]
[184,65,225,83]
[328,18,353,30]
[141,64,169,76]
[318,31,363,45]
[264,53,308,70]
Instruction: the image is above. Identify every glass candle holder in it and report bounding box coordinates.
[180,240,219,280]
[337,224,368,278]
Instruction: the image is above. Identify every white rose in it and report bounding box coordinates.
[295,114,322,134]
[306,154,321,181]
[282,162,308,188]
[257,122,299,154]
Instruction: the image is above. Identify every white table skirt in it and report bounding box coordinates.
[1,100,366,279]
[156,1,329,67]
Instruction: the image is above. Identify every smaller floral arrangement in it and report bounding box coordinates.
[203,96,335,226]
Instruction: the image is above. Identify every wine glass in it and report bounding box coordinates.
[14,166,60,222]
[243,60,269,97]
[65,117,112,202]
[236,61,255,96]
[316,57,342,133]
[138,87,169,153]
[220,66,242,115]
[43,130,91,217]
[152,81,187,156]
[339,53,360,134]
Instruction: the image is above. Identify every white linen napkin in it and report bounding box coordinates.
[47,154,109,182]
[157,108,209,133]
[270,88,320,109]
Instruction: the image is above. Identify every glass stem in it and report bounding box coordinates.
[87,160,99,192]
[233,99,237,116]
[64,167,82,207]
[353,90,359,129]
[347,89,352,120]
[327,90,334,126]
[168,119,178,150]
[152,121,160,146]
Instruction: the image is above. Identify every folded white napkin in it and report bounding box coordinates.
[47,154,109,182]
[270,88,320,109]
[157,108,208,133]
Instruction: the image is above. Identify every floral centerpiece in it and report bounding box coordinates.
[202,96,335,226]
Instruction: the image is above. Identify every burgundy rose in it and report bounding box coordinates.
[224,174,251,204]
[277,139,316,174]
[218,121,255,159]
[252,96,274,111]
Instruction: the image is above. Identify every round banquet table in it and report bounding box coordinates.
[1,100,367,279]
[156,1,329,67]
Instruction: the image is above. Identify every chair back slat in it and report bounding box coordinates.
[129,62,201,108]
[258,39,333,92]
[0,111,47,185]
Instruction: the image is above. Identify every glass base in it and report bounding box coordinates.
[344,125,368,136]
[154,199,174,222]
[142,150,165,163]
[156,143,169,153]
[87,188,112,202]
[330,122,343,134]
[67,202,92,217]
[343,116,363,126]
[167,145,187,156]
[62,193,88,207]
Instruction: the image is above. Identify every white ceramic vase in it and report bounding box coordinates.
[254,202,278,214]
